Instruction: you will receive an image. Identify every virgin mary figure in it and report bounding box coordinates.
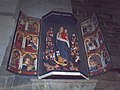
[56,27,70,63]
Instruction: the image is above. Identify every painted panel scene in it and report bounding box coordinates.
[7,12,40,75]
[39,12,89,77]
[81,14,111,76]
[43,26,81,72]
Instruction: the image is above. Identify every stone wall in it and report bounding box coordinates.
[0,0,19,89]
[16,0,72,18]
[0,0,18,66]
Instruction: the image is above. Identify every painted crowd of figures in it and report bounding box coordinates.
[43,27,80,72]
[8,13,40,75]
[81,14,111,75]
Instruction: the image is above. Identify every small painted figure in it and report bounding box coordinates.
[18,15,26,30]
[70,34,80,62]
[69,62,79,71]
[25,36,38,52]
[10,50,20,69]
[22,54,35,71]
[89,54,103,72]
[43,27,55,60]
[82,23,92,34]
[28,20,39,32]
[89,59,97,72]
[85,37,98,51]
[15,33,23,48]
[102,49,110,66]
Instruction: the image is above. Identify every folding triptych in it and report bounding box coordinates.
[7,11,112,79]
